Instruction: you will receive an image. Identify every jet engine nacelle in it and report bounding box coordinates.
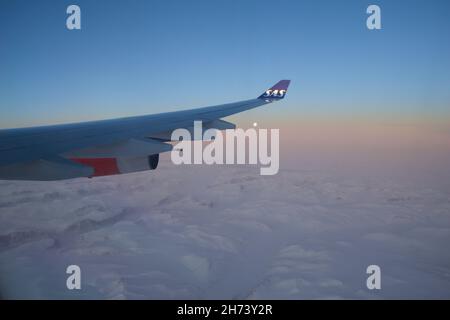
[148,154,159,170]
[70,154,161,178]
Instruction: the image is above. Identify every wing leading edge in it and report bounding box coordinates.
[0,80,291,180]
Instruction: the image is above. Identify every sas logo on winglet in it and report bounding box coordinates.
[262,89,286,98]
[258,80,290,100]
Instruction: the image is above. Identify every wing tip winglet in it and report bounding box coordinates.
[258,80,291,100]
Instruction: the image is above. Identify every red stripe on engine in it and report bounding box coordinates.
[70,158,120,177]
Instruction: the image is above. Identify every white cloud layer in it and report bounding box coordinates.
[1,158,450,299]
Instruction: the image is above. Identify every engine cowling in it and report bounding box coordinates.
[70,154,160,177]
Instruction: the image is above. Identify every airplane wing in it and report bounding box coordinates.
[0,80,290,180]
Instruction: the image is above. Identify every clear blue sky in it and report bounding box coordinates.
[1,0,450,128]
